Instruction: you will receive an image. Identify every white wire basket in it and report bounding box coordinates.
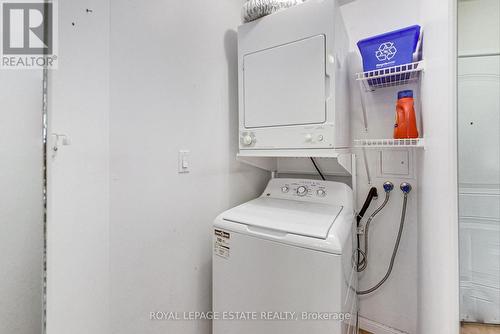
[354,138,425,148]
[356,61,425,91]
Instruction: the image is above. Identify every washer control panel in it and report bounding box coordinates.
[263,178,352,206]
[269,179,331,202]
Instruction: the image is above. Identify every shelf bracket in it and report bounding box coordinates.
[237,152,356,178]
[236,156,278,172]
[362,147,372,185]
[337,152,353,175]
[358,80,369,132]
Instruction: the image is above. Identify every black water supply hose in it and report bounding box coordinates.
[357,183,412,295]
[357,187,379,225]
[356,187,379,268]
[357,182,394,272]
[357,181,394,273]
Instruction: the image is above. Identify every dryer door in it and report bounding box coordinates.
[243,35,327,128]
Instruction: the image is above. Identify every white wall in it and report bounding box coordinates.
[108,1,269,333]
[417,0,460,333]
[342,2,461,333]
[0,71,44,334]
[458,0,500,56]
[46,0,110,333]
[42,2,461,334]
[342,1,419,332]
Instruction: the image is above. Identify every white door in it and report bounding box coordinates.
[458,55,500,324]
[45,1,110,333]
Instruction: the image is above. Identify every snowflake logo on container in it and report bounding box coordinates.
[375,42,397,61]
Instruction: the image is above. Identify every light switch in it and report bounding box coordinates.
[379,150,410,176]
[178,150,190,173]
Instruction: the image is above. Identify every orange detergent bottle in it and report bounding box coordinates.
[394,90,419,139]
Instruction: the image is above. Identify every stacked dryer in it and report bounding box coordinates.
[238,0,350,153]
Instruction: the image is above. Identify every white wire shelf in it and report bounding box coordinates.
[356,61,425,92]
[354,138,425,148]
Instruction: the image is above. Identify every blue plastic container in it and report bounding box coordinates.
[357,25,421,72]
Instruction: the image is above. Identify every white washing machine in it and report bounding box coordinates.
[213,178,357,334]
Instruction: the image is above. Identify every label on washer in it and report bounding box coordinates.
[214,229,230,259]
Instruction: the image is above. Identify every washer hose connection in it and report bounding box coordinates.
[357,183,412,295]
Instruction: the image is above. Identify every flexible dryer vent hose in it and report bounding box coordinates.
[242,0,306,22]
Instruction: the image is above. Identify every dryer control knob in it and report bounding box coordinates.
[281,186,289,193]
[317,189,326,197]
[297,186,308,196]
[305,134,313,142]
[242,135,253,146]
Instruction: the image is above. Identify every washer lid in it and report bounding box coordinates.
[221,197,343,239]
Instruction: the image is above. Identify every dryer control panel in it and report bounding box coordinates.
[262,178,352,206]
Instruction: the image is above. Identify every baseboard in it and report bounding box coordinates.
[358,316,409,334]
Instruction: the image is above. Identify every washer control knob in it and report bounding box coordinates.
[317,189,326,197]
[317,135,324,142]
[305,134,313,142]
[242,135,253,146]
[281,186,289,193]
[297,186,308,196]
